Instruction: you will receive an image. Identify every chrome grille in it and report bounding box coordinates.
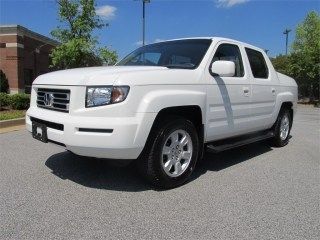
[37,88,70,112]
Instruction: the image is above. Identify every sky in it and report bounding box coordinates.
[0,0,319,58]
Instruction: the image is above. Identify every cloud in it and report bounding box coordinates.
[216,0,250,8]
[96,5,117,20]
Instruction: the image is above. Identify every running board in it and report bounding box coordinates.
[206,131,274,153]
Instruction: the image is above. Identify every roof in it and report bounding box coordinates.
[159,36,240,43]
[153,37,264,52]
[0,24,60,46]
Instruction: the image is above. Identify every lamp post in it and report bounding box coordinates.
[283,29,291,55]
[142,0,150,46]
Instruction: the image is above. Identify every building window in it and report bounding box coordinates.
[24,69,34,94]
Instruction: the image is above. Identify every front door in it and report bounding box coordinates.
[204,42,252,142]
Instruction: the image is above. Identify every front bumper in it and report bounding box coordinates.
[26,107,156,159]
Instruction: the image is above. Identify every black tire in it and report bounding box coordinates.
[271,108,292,147]
[137,117,199,189]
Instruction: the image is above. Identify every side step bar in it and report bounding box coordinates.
[206,131,274,153]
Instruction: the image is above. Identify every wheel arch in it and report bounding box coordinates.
[271,101,294,130]
[279,101,294,126]
[272,90,297,126]
[139,105,205,160]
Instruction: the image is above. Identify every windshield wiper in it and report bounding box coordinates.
[163,63,195,69]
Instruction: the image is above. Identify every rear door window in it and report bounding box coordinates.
[245,48,269,79]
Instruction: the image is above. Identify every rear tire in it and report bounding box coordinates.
[271,108,292,147]
[137,118,199,189]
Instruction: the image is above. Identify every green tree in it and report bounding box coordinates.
[99,48,118,65]
[271,54,291,76]
[0,70,9,93]
[50,0,118,69]
[289,11,320,100]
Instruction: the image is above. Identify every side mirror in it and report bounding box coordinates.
[211,60,235,77]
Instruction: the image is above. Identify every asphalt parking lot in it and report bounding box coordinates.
[1,105,319,240]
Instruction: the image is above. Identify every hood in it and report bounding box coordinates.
[33,66,168,86]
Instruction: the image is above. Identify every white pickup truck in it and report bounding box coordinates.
[27,37,297,188]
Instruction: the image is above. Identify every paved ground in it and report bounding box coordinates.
[1,106,319,240]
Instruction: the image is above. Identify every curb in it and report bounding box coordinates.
[0,118,25,129]
[298,103,320,108]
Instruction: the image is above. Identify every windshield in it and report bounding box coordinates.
[117,39,212,69]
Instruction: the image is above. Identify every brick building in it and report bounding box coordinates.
[0,25,59,93]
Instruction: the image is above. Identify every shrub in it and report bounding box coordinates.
[9,93,30,110]
[0,92,10,109]
[0,70,9,93]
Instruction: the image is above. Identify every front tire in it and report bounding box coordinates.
[272,108,292,147]
[138,118,199,189]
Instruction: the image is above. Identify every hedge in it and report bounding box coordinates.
[0,92,10,109]
[9,94,30,110]
[0,93,30,110]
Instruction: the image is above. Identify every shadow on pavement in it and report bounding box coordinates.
[45,142,272,192]
[191,142,272,181]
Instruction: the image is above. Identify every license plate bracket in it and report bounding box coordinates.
[32,122,48,143]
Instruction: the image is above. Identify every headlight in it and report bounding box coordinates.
[86,86,130,107]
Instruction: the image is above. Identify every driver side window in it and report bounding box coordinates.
[212,43,244,77]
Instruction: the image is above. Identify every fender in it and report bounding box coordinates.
[271,90,296,125]
[137,87,207,122]
[132,87,206,148]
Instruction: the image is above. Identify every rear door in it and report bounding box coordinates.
[204,41,252,141]
[244,47,277,131]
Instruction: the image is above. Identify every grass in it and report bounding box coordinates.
[0,110,26,121]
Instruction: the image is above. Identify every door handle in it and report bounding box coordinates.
[243,87,250,97]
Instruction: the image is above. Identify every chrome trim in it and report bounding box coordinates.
[37,88,70,112]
